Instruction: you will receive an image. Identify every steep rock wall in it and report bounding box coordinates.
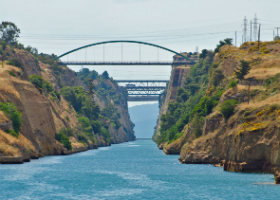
[0,46,134,164]
[154,65,191,142]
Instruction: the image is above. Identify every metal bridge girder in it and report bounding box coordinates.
[56,40,196,64]
[58,61,195,65]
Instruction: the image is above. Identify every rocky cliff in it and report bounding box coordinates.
[154,40,280,183]
[0,43,135,164]
[153,53,196,142]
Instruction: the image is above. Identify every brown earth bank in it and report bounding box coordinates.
[154,41,280,183]
[0,44,135,164]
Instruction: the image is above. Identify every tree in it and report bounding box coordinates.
[87,78,95,97]
[102,71,109,79]
[192,114,203,138]
[186,83,200,95]
[0,22,20,44]
[214,38,233,53]
[224,38,233,45]
[211,68,224,86]
[234,60,251,81]
[199,49,208,59]
[25,45,38,56]
[220,99,239,119]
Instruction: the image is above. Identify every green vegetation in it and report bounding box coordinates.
[228,80,238,88]
[0,22,20,44]
[155,39,237,143]
[59,127,74,137]
[214,38,233,53]
[157,51,219,143]
[220,99,239,119]
[55,132,72,150]
[102,71,109,79]
[0,41,6,50]
[77,68,123,105]
[0,102,22,137]
[29,75,53,94]
[7,58,23,69]
[59,70,128,144]
[211,68,224,86]
[50,90,61,100]
[6,70,16,77]
[234,60,251,81]
[25,45,38,56]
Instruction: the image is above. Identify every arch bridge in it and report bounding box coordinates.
[56,40,197,66]
[56,40,197,101]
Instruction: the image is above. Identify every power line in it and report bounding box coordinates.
[253,14,258,41]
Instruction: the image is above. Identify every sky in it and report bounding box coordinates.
[2,0,280,106]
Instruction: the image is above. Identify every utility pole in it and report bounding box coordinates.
[253,14,258,41]
[250,20,252,42]
[258,24,261,50]
[243,16,248,42]
[235,31,237,46]
[275,27,280,37]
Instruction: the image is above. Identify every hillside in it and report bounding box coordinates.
[128,103,159,138]
[154,39,280,183]
[0,41,135,164]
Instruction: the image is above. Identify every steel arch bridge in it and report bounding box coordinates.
[56,40,196,101]
[56,40,196,65]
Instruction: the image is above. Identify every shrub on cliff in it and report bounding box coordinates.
[211,68,224,86]
[7,58,23,69]
[59,127,74,137]
[100,126,111,143]
[220,99,239,119]
[29,75,53,94]
[214,38,233,53]
[192,114,203,138]
[0,102,22,137]
[55,132,72,150]
[228,80,238,88]
[60,86,85,112]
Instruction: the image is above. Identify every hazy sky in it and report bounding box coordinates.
[2,0,280,106]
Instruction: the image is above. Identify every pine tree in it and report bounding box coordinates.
[87,78,95,97]
[234,60,251,81]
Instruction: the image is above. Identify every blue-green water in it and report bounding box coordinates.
[0,140,278,199]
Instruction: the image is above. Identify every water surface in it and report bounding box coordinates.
[0,140,278,199]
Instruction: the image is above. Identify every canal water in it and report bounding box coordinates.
[0,139,278,199]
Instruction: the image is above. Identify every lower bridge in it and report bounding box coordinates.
[116,80,168,102]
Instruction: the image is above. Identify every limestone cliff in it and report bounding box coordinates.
[155,40,280,183]
[153,53,196,142]
[0,44,135,164]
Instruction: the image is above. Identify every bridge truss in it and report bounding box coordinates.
[116,80,168,102]
[55,40,196,102]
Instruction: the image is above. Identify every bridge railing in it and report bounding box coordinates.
[57,61,195,65]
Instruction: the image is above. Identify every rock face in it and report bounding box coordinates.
[153,62,192,143]
[155,42,280,183]
[0,47,134,164]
